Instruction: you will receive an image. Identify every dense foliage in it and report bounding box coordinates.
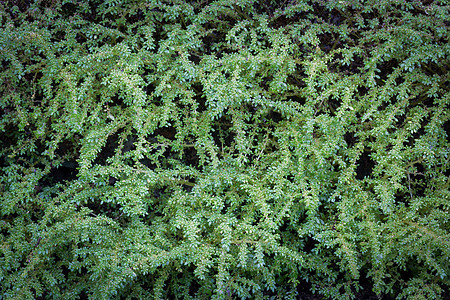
[1,0,449,299]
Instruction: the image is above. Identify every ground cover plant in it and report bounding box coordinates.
[0,0,449,299]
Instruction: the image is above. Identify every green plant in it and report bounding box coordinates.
[1,0,449,299]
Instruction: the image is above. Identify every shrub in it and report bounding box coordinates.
[0,0,449,299]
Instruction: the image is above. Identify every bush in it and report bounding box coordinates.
[1,0,449,299]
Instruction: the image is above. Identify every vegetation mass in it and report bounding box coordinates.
[0,0,449,299]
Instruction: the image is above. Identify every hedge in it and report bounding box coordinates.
[0,0,449,299]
